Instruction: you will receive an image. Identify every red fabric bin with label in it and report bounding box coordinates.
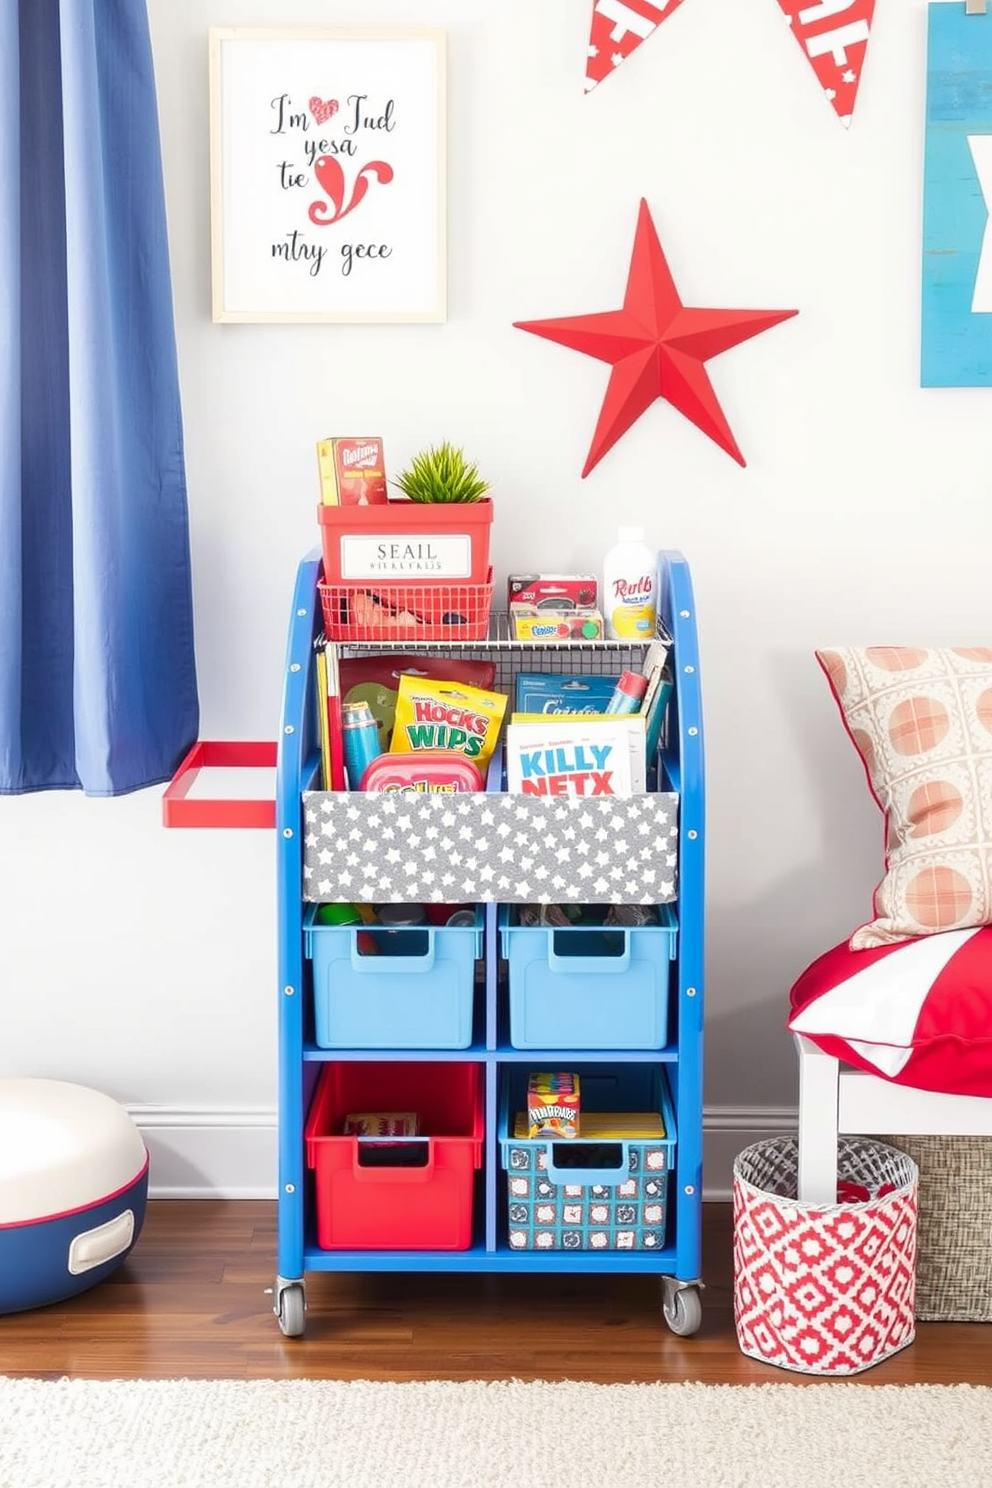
[304,1062,484,1250]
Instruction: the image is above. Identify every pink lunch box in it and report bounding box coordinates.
[359,750,484,793]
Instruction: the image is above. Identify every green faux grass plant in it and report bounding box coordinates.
[393,441,490,504]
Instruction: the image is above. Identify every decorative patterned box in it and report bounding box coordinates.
[498,1065,676,1251]
[302,791,679,905]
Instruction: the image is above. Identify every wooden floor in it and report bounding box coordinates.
[0,1201,989,1384]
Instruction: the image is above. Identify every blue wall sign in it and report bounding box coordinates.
[921,2,992,387]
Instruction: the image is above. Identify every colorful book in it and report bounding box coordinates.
[514,1111,666,1140]
[640,642,673,764]
[316,437,388,506]
[325,643,346,791]
[505,716,646,797]
[315,643,346,791]
[315,647,332,790]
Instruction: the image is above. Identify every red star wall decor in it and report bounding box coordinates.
[514,199,798,477]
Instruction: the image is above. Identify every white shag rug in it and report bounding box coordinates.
[2,1377,992,1488]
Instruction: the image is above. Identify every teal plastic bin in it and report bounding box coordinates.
[305,907,482,1049]
[499,907,677,1050]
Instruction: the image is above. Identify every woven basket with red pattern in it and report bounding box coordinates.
[733,1136,918,1375]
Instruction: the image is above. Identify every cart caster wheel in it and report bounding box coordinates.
[276,1283,306,1338]
[662,1282,702,1337]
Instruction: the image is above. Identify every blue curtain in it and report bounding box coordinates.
[0,0,198,796]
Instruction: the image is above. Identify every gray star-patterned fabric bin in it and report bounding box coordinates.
[302,792,679,905]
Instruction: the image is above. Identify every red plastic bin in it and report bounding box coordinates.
[304,1062,484,1251]
[318,498,493,585]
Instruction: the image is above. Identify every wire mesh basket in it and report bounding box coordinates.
[319,570,494,643]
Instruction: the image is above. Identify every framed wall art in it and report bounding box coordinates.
[209,27,446,323]
[921,2,992,386]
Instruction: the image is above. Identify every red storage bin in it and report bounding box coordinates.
[318,499,493,585]
[304,1062,484,1251]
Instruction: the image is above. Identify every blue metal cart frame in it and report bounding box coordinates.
[272,549,705,1338]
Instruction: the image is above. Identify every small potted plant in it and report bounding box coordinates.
[392,441,490,505]
[320,438,493,588]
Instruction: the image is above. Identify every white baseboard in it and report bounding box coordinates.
[129,1104,797,1202]
[702,1106,798,1200]
[129,1106,278,1199]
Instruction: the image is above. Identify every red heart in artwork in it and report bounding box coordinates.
[309,96,339,125]
[309,156,394,227]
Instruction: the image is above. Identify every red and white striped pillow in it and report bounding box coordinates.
[788,927,992,1097]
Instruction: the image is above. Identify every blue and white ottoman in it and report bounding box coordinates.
[0,1079,149,1313]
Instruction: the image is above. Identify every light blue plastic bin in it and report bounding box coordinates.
[305,907,483,1049]
[499,908,677,1050]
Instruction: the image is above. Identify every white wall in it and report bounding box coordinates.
[3,0,987,1196]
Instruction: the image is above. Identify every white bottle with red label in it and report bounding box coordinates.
[603,526,658,640]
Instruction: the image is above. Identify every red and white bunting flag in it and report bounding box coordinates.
[777,0,876,127]
[585,0,689,92]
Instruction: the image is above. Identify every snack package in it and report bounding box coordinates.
[507,575,598,610]
[514,673,620,716]
[390,675,508,773]
[527,1072,581,1140]
[338,655,497,750]
[342,1112,420,1137]
[510,610,605,642]
[317,437,388,506]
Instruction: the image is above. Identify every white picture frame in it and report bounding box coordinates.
[208,27,446,323]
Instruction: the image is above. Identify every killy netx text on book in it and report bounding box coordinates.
[505,716,646,797]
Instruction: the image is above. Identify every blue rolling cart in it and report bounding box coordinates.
[272,549,705,1338]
